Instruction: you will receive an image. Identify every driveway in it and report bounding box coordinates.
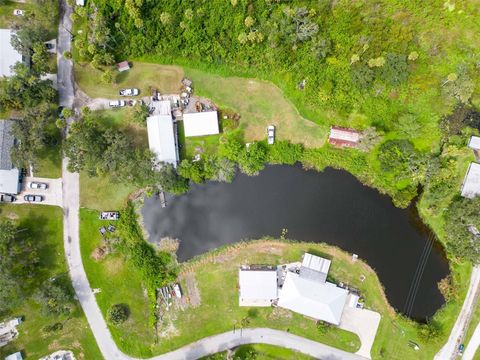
[57,0,74,108]
[339,307,381,359]
[14,177,62,207]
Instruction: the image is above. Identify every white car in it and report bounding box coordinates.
[267,125,275,145]
[119,88,139,96]
[13,9,25,16]
[29,182,48,190]
[109,100,126,107]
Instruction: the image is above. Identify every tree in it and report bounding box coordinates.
[34,281,72,316]
[107,304,129,325]
[31,42,50,74]
[378,139,425,183]
[443,66,474,104]
[61,107,74,119]
[130,102,149,124]
[160,12,171,25]
[101,69,115,84]
[244,16,255,28]
[219,134,244,161]
[267,141,303,164]
[238,142,267,176]
[157,164,189,194]
[177,159,205,183]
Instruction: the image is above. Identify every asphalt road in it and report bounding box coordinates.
[435,266,480,360]
[57,0,74,108]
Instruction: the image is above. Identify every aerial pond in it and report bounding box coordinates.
[142,164,449,320]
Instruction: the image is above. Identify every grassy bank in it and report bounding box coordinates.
[202,343,314,360]
[0,205,102,359]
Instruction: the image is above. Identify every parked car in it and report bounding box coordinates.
[28,182,48,190]
[267,125,275,145]
[0,194,16,203]
[109,100,126,108]
[13,9,25,16]
[458,344,465,355]
[24,194,44,202]
[45,43,54,50]
[119,88,139,96]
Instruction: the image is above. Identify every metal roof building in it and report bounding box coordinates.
[0,120,20,194]
[461,162,480,199]
[328,126,361,148]
[300,253,331,283]
[183,111,219,137]
[469,136,480,151]
[146,101,179,168]
[277,271,348,325]
[0,29,23,77]
[239,266,278,307]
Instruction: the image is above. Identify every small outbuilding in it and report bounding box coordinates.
[468,136,480,151]
[5,352,23,360]
[239,266,278,307]
[0,120,20,195]
[116,61,130,72]
[75,0,85,6]
[183,111,219,137]
[461,162,480,199]
[0,29,24,77]
[328,126,361,148]
[146,101,179,168]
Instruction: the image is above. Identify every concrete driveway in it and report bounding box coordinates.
[15,177,62,207]
[340,307,381,359]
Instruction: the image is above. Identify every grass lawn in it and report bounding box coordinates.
[34,126,63,179]
[0,204,102,360]
[185,67,327,148]
[0,1,33,28]
[203,343,314,359]
[74,62,184,99]
[79,209,156,357]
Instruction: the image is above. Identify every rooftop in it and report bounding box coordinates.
[183,111,219,137]
[461,162,480,199]
[278,271,348,325]
[239,267,278,307]
[469,136,480,151]
[146,103,179,168]
[328,126,361,148]
[0,29,23,77]
[300,253,331,283]
[0,120,15,170]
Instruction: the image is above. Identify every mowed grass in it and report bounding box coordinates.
[0,1,33,28]
[0,204,102,360]
[35,126,62,179]
[203,343,314,359]
[79,209,156,357]
[74,62,184,99]
[185,67,328,148]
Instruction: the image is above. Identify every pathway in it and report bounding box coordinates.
[463,320,480,359]
[435,266,480,360]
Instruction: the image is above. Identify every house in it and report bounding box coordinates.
[0,120,21,195]
[277,271,348,325]
[461,162,480,199]
[0,29,23,77]
[116,61,130,72]
[239,265,278,306]
[146,101,179,168]
[328,126,361,148]
[183,111,219,137]
[5,353,23,360]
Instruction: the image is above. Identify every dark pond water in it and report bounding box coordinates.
[142,164,449,320]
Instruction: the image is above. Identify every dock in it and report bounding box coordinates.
[159,191,167,208]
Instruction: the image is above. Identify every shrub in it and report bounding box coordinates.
[107,304,129,325]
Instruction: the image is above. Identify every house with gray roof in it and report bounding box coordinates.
[0,120,20,194]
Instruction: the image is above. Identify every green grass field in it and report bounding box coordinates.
[0,205,102,359]
[74,62,184,99]
[0,1,33,28]
[203,343,314,359]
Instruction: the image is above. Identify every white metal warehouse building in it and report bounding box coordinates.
[0,29,23,77]
[146,101,179,168]
[0,120,20,194]
[183,111,219,137]
[461,162,480,199]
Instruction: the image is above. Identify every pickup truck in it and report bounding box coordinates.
[119,88,139,96]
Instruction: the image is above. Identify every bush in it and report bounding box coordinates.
[107,304,129,325]
[267,141,303,165]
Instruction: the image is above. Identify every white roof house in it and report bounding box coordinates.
[239,267,278,306]
[469,136,480,151]
[0,120,20,194]
[461,162,480,199]
[277,271,348,325]
[183,111,219,137]
[146,101,179,168]
[300,253,331,283]
[0,29,23,77]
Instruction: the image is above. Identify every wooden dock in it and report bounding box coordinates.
[159,191,167,208]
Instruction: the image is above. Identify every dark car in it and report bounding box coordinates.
[24,194,44,202]
[45,43,54,50]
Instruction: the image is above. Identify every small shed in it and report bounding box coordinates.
[328,126,361,148]
[239,266,278,307]
[299,253,331,284]
[461,162,480,199]
[468,136,480,150]
[183,111,219,137]
[75,0,85,6]
[116,61,130,72]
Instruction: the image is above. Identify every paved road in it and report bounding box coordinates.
[57,0,74,108]
[464,319,480,359]
[435,266,480,360]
